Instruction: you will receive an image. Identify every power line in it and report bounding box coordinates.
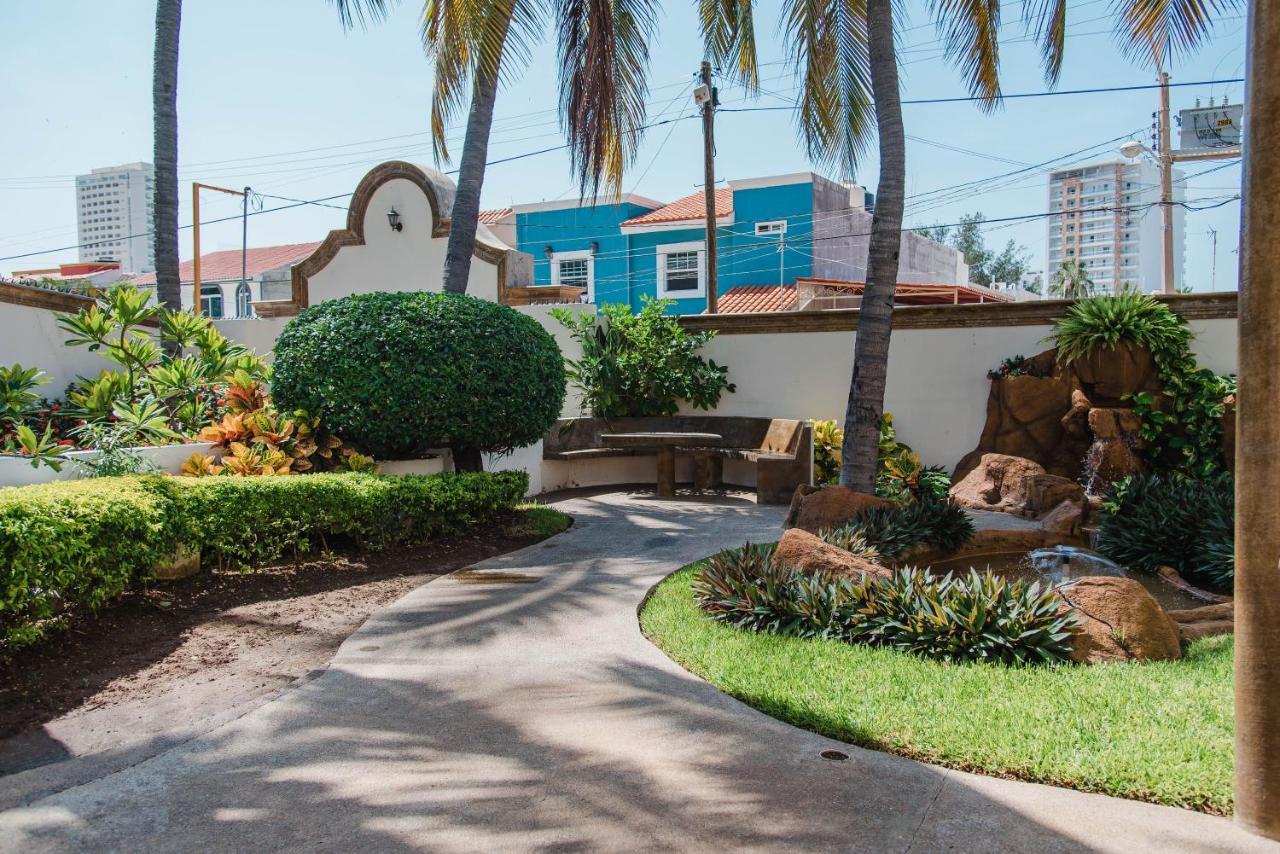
[719,78,1245,113]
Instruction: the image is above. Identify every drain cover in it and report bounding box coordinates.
[452,570,541,585]
[820,749,849,761]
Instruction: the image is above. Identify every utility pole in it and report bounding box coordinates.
[241,186,252,300]
[1207,225,1218,292]
[191,181,245,313]
[698,61,719,314]
[1157,68,1177,294]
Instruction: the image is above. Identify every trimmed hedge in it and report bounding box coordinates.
[0,470,528,648]
[271,292,566,459]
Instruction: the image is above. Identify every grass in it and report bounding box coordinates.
[641,563,1235,814]
[503,503,573,539]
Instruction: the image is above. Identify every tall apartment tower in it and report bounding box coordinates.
[76,162,156,273]
[1045,158,1185,294]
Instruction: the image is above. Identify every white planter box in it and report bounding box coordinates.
[377,453,450,476]
[0,442,218,489]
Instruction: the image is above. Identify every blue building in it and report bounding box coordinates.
[510,172,965,314]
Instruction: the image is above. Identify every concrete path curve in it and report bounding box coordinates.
[1,491,1273,853]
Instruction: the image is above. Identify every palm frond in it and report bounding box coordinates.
[781,0,875,177]
[1112,0,1240,67]
[329,0,396,30]
[422,0,542,163]
[557,0,659,197]
[1023,0,1066,84]
[699,0,760,92]
[929,0,1002,108]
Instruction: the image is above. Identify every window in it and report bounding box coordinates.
[755,220,787,237]
[656,241,706,298]
[200,284,224,319]
[235,282,253,318]
[549,250,594,301]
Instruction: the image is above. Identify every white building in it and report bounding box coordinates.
[1045,158,1185,294]
[76,162,155,274]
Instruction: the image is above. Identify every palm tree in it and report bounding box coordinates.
[152,0,182,316]
[1050,259,1095,299]
[150,0,392,316]
[425,0,658,294]
[701,0,1238,492]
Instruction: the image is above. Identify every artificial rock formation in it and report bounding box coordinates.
[774,528,892,583]
[949,453,1046,513]
[784,485,893,533]
[1058,576,1183,664]
[1166,601,1235,642]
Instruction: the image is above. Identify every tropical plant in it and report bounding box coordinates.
[821,495,974,561]
[553,297,734,417]
[987,354,1051,380]
[150,0,391,316]
[1050,259,1097,299]
[699,0,1236,493]
[876,412,950,501]
[919,213,1032,287]
[1096,473,1234,591]
[692,546,1077,665]
[0,364,49,437]
[272,291,565,469]
[810,418,843,485]
[7,425,70,472]
[1050,292,1232,476]
[57,285,267,441]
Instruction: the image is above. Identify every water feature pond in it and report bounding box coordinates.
[927,545,1207,611]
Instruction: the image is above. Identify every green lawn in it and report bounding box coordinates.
[504,503,574,539]
[641,564,1235,814]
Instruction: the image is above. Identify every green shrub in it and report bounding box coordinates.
[987,354,1051,380]
[822,496,974,561]
[271,292,565,460]
[691,543,855,639]
[1095,473,1234,591]
[0,477,184,647]
[0,470,528,648]
[692,546,1076,665]
[552,297,734,417]
[1049,293,1232,477]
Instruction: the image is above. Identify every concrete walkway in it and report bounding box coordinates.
[1,491,1272,853]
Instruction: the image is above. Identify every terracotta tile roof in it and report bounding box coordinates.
[620,188,732,227]
[131,242,321,285]
[716,285,796,314]
[479,207,512,224]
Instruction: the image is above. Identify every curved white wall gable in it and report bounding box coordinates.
[306,175,502,305]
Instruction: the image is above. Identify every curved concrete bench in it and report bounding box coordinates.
[543,416,814,504]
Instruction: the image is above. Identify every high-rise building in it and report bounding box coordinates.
[1045,158,1184,294]
[76,162,155,273]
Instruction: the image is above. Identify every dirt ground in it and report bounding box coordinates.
[0,520,558,777]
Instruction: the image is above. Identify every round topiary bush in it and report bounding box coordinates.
[271,291,565,463]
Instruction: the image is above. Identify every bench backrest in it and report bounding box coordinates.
[759,419,802,455]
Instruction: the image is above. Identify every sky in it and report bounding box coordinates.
[0,0,1247,289]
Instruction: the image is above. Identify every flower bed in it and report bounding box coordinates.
[0,470,528,648]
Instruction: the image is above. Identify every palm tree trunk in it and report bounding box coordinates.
[152,0,182,318]
[441,52,505,295]
[838,0,904,492]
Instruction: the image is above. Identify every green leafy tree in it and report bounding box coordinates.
[552,298,734,417]
[923,213,1031,287]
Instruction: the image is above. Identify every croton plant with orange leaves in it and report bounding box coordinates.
[181,371,376,477]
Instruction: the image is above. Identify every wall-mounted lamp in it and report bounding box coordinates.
[543,246,554,261]
[387,208,403,232]
[589,241,599,255]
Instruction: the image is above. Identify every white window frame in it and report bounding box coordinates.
[755,220,787,237]
[656,240,707,299]
[549,249,595,302]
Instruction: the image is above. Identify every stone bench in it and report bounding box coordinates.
[543,416,813,504]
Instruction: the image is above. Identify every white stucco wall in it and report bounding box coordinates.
[305,178,503,304]
[0,300,115,391]
[681,315,1239,471]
